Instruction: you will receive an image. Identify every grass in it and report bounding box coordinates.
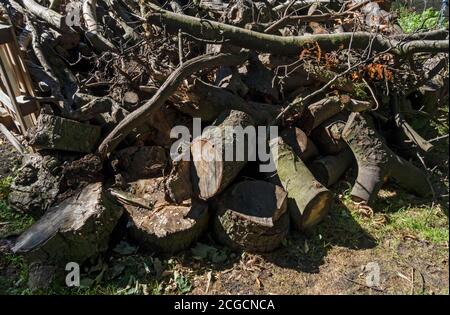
[397,6,447,33]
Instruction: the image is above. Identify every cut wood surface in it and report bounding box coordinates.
[191,110,255,200]
[213,180,289,252]
[12,182,123,264]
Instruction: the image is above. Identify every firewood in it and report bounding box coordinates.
[341,113,433,204]
[29,114,101,153]
[309,149,354,187]
[280,127,319,162]
[212,180,289,252]
[310,114,349,155]
[191,110,254,200]
[270,138,333,230]
[12,182,123,264]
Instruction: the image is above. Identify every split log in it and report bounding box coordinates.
[21,0,67,31]
[144,3,449,56]
[29,114,101,153]
[280,127,319,162]
[309,149,354,187]
[213,180,289,253]
[12,182,124,264]
[8,153,62,216]
[310,114,349,155]
[341,113,433,203]
[191,110,255,200]
[165,159,192,204]
[270,138,333,230]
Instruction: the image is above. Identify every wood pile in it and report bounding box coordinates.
[0,0,447,286]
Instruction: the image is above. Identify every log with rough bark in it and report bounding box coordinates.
[144,2,449,56]
[310,114,349,155]
[213,180,290,253]
[309,148,354,187]
[341,112,433,203]
[280,127,319,162]
[8,153,62,216]
[111,146,167,181]
[299,95,373,135]
[270,138,333,230]
[176,78,280,123]
[12,182,124,264]
[29,114,101,153]
[191,110,255,200]
[165,159,192,204]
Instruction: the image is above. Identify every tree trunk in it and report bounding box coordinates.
[310,114,348,155]
[213,180,289,252]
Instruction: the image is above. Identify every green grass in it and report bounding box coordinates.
[0,201,34,238]
[0,176,12,200]
[397,7,447,33]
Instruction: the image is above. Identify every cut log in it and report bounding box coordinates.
[29,114,101,153]
[176,78,280,124]
[310,114,349,155]
[280,127,319,162]
[299,95,368,135]
[12,182,123,264]
[121,198,209,254]
[122,91,140,110]
[66,94,113,122]
[8,153,62,216]
[341,112,433,203]
[309,148,354,187]
[270,138,333,230]
[191,110,255,200]
[213,180,289,253]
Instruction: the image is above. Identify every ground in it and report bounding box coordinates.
[0,123,448,295]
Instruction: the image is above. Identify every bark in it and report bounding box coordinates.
[280,127,319,162]
[97,52,249,160]
[213,180,289,253]
[144,3,449,56]
[82,0,117,52]
[270,138,333,230]
[176,78,280,123]
[12,182,123,264]
[20,0,67,31]
[29,114,101,153]
[310,114,349,155]
[165,159,192,204]
[392,95,433,152]
[341,113,433,203]
[8,153,62,216]
[191,110,254,200]
[309,148,354,187]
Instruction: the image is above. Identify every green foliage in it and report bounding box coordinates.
[174,271,191,294]
[0,201,34,237]
[398,7,445,33]
[0,176,12,200]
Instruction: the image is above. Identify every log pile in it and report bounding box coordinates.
[0,0,447,286]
